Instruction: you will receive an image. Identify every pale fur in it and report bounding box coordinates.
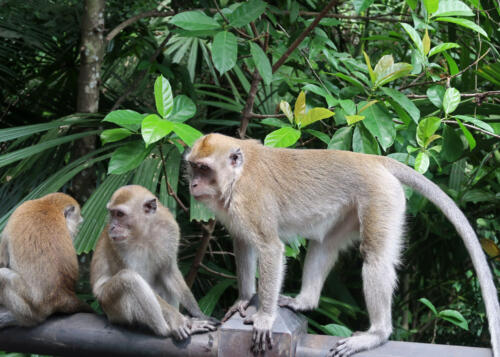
[90,185,217,340]
[186,133,500,357]
[0,193,90,328]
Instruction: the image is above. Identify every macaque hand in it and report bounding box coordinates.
[168,315,192,341]
[189,317,219,334]
[221,299,250,322]
[244,311,275,353]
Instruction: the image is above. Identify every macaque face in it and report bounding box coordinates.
[107,205,134,243]
[187,160,219,201]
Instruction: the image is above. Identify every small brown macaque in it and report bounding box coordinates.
[185,133,500,357]
[90,185,218,340]
[0,193,91,328]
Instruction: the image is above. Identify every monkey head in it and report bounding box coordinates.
[44,192,83,238]
[106,185,158,243]
[185,134,244,205]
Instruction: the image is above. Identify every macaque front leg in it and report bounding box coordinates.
[244,239,284,353]
[222,238,256,322]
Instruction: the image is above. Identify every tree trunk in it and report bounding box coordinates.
[72,0,105,201]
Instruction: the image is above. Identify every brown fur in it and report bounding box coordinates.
[0,193,90,327]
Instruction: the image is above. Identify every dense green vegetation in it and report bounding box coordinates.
[1,0,499,350]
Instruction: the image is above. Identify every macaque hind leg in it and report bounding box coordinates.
[330,191,405,357]
[279,214,359,312]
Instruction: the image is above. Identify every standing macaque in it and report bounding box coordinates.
[90,185,217,340]
[185,133,500,357]
[0,193,90,328]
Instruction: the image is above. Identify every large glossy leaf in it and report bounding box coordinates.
[428,42,460,57]
[74,172,133,253]
[401,23,424,54]
[264,127,301,148]
[212,31,237,75]
[328,126,353,150]
[100,128,132,144]
[250,42,272,85]
[353,125,380,155]
[363,51,376,85]
[172,122,203,147]
[170,11,221,31]
[415,151,430,173]
[381,87,420,123]
[426,85,446,108]
[443,87,461,114]
[0,130,100,169]
[228,0,267,28]
[154,75,174,118]
[435,17,488,38]
[373,55,413,88]
[108,141,152,174]
[297,108,334,128]
[141,114,174,146]
[432,0,474,17]
[442,125,463,161]
[280,101,294,124]
[422,30,431,55]
[103,110,143,131]
[438,310,469,330]
[417,117,441,147]
[323,324,353,337]
[294,91,306,120]
[454,115,494,133]
[423,0,439,14]
[455,117,476,150]
[169,95,197,122]
[361,104,396,150]
[419,298,438,315]
[346,115,365,125]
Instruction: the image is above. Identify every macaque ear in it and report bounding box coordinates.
[143,198,157,214]
[229,148,243,168]
[64,205,75,218]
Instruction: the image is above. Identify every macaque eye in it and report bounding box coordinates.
[200,164,210,171]
[115,210,124,218]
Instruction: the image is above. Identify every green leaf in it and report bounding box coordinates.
[305,129,330,145]
[333,72,366,90]
[415,151,430,173]
[141,114,174,146]
[100,128,132,144]
[442,125,463,161]
[442,51,459,75]
[103,110,144,131]
[424,134,442,148]
[280,100,294,124]
[443,87,461,115]
[438,309,469,330]
[339,99,356,116]
[426,85,445,108]
[261,118,291,128]
[328,126,353,150]
[250,42,272,85]
[170,95,197,122]
[362,104,396,150]
[419,298,438,315]
[154,75,174,118]
[454,115,494,133]
[423,0,439,14]
[381,87,420,123]
[401,23,424,54]
[172,122,203,147]
[353,125,380,155]
[190,195,215,222]
[363,51,376,85]
[298,108,334,128]
[323,324,353,337]
[108,141,152,175]
[455,117,476,150]
[428,42,460,57]
[405,0,418,10]
[264,127,301,148]
[417,116,441,147]
[170,11,222,31]
[432,0,474,17]
[373,55,413,88]
[423,30,431,55]
[228,0,267,27]
[435,17,488,38]
[199,279,235,316]
[294,91,306,121]
[346,115,365,125]
[212,31,238,75]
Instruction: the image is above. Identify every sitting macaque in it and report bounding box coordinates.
[0,193,91,327]
[90,185,217,339]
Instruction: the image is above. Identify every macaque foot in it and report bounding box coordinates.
[327,331,388,357]
[170,316,192,340]
[222,299,250,322]
[189,318,218,334]
[278,295,315,312]
[244,312,274,353]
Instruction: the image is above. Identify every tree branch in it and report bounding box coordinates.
[406,90,500,99]
[106,10,174,42]
[442,120,500,139]
[158,144,189,212]
[185,220,216,287]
